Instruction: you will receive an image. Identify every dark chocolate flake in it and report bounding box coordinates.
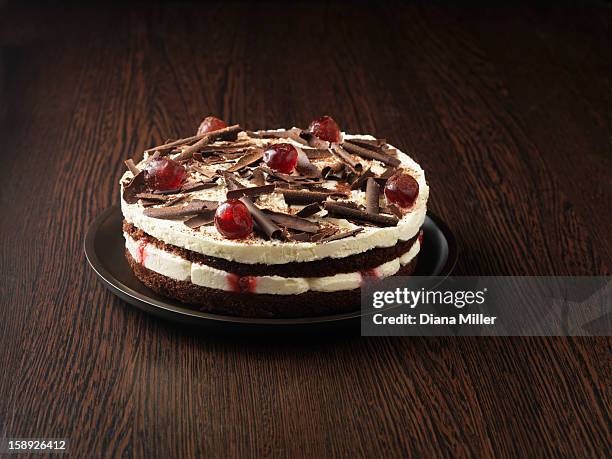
[143,199,218,219]
[282,189,346,205]
[318,227,364,243]
[365,177,380,215]
[324,202,399,227]
[342,140,401,168]
[239,197,283,240]
[330,144,362,172]
[262,210,320,233]
[226,184,276,200]
[226,148,264,172]
[295,202,323,217]
[184,211,216,229]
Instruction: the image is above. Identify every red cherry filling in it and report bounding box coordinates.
[384,172,419,208]
[197,115,228,135]
[308,115,341,143]
[263,143,298,173]
[143,158,186,191]
[214,199,253,239]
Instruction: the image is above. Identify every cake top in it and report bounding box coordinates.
[120,115,428,264]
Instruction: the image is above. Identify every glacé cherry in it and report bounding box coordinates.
[263,143,298,173]
[308,115,341,143]
[384,172,419,208]
[197,116,228,135]
[143,158,186,191]
[214,199,253,239]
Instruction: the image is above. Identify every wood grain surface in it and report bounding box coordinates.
[1,3,610,458]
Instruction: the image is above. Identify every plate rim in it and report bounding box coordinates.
[84,205,458,326]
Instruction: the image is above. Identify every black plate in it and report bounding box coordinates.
[84,205,457,333]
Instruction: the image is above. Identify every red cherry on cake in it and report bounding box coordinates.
[308,115,341,143]
[214,199,253,239]
[263,143,298,173]
[197,115,228,135]
[384,172,419,208]
[143,158,186,191]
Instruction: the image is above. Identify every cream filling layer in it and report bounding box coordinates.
[125,234,420,295]
[120,133,429,265]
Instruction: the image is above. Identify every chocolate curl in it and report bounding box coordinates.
[226,148,264,172]
[135,192,169,202]
[226,184,276,200]
[319,227,364,243]
[262,210,320,233]
[342,140,401,167]
[239,198,283,240]
[299,131,331,149]
[346,137,387,149]
[184,211,216,229]
[124,159,140,175]
[251,167,266,186]
[373,167,397,187]
[321,161,345,178]
[324,202,399,227]
[330,144,362,172]
[122,171,146,204]
[303,148,333,160]
[144,134,204,154]
[296,202,322,217]
[144,200,218,219]
[222,171,243,190]
[180,180,218,192]
[366,178,380,215]
[282,190,346,205]
[350,168,375,191]
[174,124,242,161]
[249,128,310,146]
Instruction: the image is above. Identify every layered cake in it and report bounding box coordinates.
[120,115,429,317]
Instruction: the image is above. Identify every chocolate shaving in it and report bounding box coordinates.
[330,144,362,172]
[288,232,313,242]
[303,148,333,160]
[350,168,375,191]
[180,180,217,193]
[174,125,241,161]
[282,190,346,205]
[144,133,205,154]
[249,128,309,146]
[345,137,386,149]
[124,159,140,175]
[321,161,345,178]
[190,163,217,178]
[262,210,320,233]
[319,227,364,243]
[259,166,294,183]
[135,193,169,202]
[295,202,322,217]
[226,148,264,172]
[226,184,275,200]
[373,168,397,187]
[122,171,146,204]
[222,172,243,190]
[309,226,339,242]
[365,178,380,215]
[324,202,399,227]
[299,131,331,149]
[239,198,283,240]
[140,200,158,207]
[251,168,266,186]
[342,140,401,167]
[143,200,218,219]
[184,211,215,229]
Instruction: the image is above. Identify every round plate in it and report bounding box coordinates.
[84,205,458,333]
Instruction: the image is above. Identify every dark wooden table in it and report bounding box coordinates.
[1,3,610,457]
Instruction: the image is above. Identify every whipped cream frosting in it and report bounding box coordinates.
[125,233,420,295]
[120,131,429,265]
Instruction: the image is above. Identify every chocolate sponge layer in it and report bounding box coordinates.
[123,220,419,278]
[126,250,418,318]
